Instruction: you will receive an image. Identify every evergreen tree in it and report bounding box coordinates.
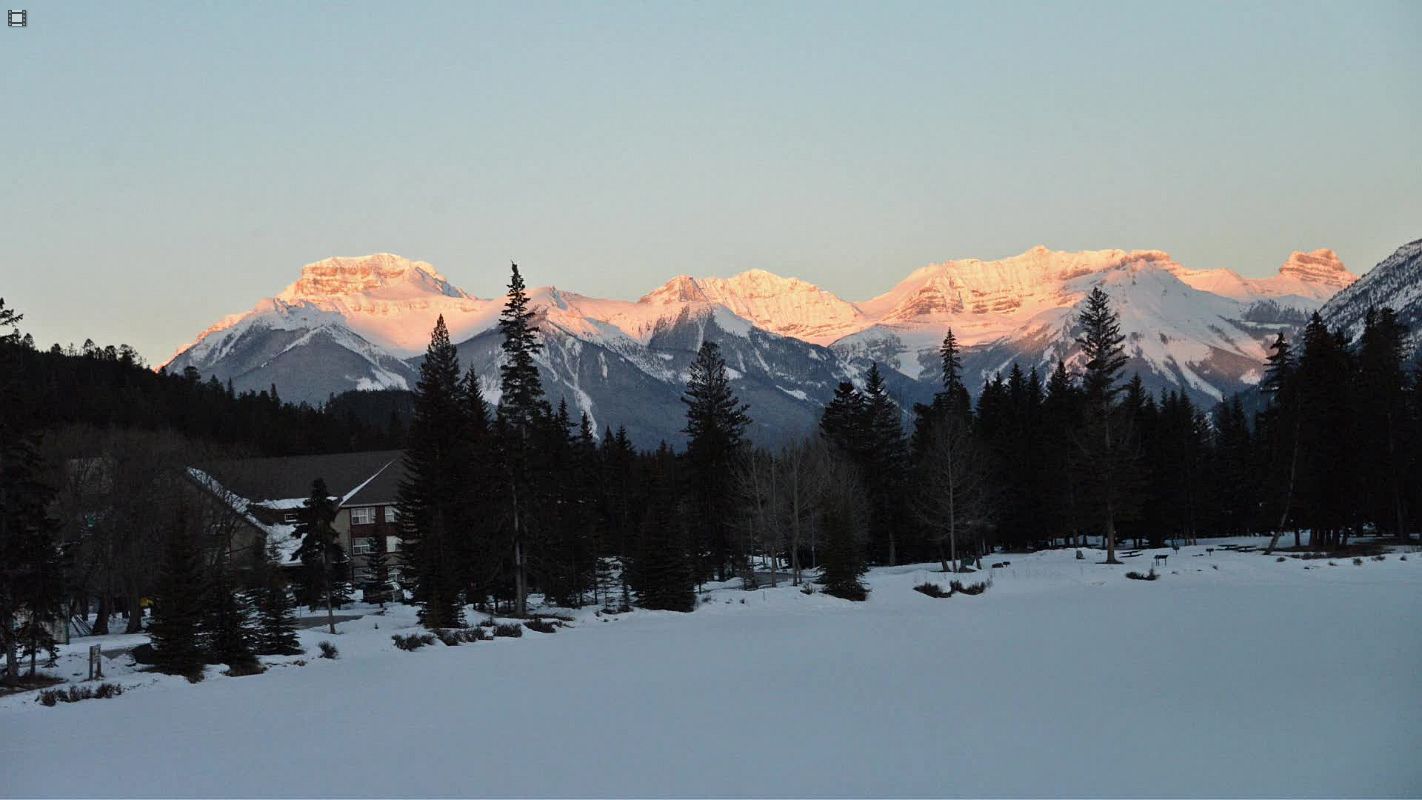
[251,542,301,655]
[631,445,695,612]
[495,263,552,617]
[363,535,391,608]
[1357,307,1411,540]
[860,363,908,565]
[817,487,868,601]
[0,301,66,682]
[820,381,867,454]
[149,519,207,678]
[1259,333,1303,551]
[396,316,468,627]
[200,556,256,668]
[682,340,751,582]
[1295,313,1357,549]
[293,479,345,633]
[1074,286,1134,564]
[1041,360,1082,546]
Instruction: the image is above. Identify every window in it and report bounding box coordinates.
[282,511,298,525]
[351,537,374,555]
[385,505,399,523]
[386,536,400,553]
[350,507,376,525]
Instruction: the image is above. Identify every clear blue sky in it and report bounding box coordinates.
[3,0,1418,361]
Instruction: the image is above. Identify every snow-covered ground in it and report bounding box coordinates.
[4,539,1420,798]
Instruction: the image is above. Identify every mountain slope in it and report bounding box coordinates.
[1320,239,1422,349]
[167,244,1365,439]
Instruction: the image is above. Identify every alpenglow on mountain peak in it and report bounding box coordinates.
[277,253,470,302]
[163,240,1397,445]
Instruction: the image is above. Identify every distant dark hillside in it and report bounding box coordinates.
[2,339,400,456]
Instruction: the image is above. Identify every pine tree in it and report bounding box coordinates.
[1295,313,1357,549]
[251,542,301,656]
[293,479,344,633]
[200,556,256,668]
[1260,333,1302,552]
[396,315,468,627]
[820,381,867,454]
[1357,307,1411,540]
[860,363,908,565]
[149,519,207,678]
[817,492,867,601]
[1074,286,1133,564]
[682,340,751,582]
[631,445,696,612]
[1,301,66,682]
[495,263,552,618]
[363,535,391,608]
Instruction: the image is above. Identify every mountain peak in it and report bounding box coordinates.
[278,253,469,301]
[1278,249,1352,285]
[639,275,709,305]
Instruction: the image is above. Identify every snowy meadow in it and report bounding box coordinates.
[3,539,1419,798]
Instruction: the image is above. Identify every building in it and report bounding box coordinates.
[190,450,407,586]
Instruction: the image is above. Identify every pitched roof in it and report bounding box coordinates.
[196,450,403,504]
[342,457,406,508]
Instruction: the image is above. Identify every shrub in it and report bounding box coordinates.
[494,623,523,638]
[1276,556,1286,563]
[524,618,559,634]
[1125,570,1158,581]
[799,584,814,595]
[435,628,487,645]
[914,582,950,598]
[1372,555,1386,562]
[224,660,266,677]
[38,683,125,706]
[477,618,497,628]
[317,641,339,659]
[392,633,436,651]
[949,579,989,595]
[1353,558,1364,566]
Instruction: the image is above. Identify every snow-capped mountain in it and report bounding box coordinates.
[166,245,1365,444]
[1321,239,1422,349]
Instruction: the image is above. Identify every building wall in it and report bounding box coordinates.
[339,505,402,583]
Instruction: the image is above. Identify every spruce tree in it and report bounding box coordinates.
[397,315,468,627]
[682,340,751,582]
[817,493,867,601]
[820,381,867,454]
[252,542,301,655]
[1074,286,1133,564]
[149,520,207,678]
[293,479,344,633]
[363,536,391,608]
[1,300,66,682]
[1357,307,1411,540]
[495,263,552,617]
[632,445,696,612]
[200,556,256,668]
[861,363,908,565]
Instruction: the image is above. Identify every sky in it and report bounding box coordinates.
[2,1,1419,363]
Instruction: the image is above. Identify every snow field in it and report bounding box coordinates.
[3,539,1419,797]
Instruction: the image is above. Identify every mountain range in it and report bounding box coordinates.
[164,242,1417,447]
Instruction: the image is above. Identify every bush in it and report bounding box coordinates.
[317,641,339,659]
[224,660,266,677]
[1372,554,1386,562]
[524,618,559,634]
[1125,570,1158,581]
[494,623,523,638]
[434,628,487,646]
[799,584,814,595]
[1276,556,1287,562]
[38,683,125,706]
[1353,558,1364,566]
[392,633,436,651]
[914,582,950,598]
[949,579,989,595]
